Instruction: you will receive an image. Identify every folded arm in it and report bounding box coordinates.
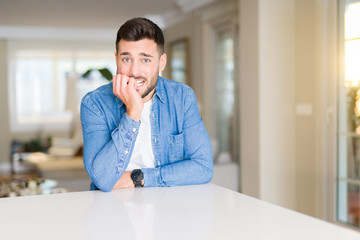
[81,94,140,192]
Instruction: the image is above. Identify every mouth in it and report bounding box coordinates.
[136,80,145,88]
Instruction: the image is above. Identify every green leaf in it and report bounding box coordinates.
[82,69,94,79]
[98,68,113,81]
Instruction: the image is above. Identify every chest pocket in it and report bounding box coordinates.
[168,132,184,161]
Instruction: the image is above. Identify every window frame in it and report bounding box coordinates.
[7,40,114,133]
[336,0,360,230]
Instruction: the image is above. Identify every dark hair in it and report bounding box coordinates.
[115,17,164,54]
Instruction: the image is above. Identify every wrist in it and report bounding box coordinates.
[113,171,134,189]
[127,110,141,122]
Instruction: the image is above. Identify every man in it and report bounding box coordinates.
[80,17,213,192]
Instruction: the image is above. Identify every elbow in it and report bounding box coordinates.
[197,160,213,185]
[202,167,213,184]
[90,181,112,192]
[96,180,113,192]
[207,171,213,183]
[85,163,115,192]
[202,146,213,184]
[91,180,113,192]
[100,185,113,192]
[204,155,214,183]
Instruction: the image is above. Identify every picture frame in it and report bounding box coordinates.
[168,38,190,85]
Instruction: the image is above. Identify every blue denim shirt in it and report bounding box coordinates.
[80,76,213,192]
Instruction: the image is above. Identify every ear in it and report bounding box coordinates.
[159,53,167,72]
[115,51,118,66]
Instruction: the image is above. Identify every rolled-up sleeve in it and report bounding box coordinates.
[81,94,140,192]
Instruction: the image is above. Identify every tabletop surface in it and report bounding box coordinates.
[0,184,359,240]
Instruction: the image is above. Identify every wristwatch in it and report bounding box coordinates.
[131,169,144,187]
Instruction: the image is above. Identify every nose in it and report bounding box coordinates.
[129,60,141,77]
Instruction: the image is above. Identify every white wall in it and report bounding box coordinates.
[294,0,318,217]
[258,0,297,209]
[239,0,296,210]
[239,0,337,218]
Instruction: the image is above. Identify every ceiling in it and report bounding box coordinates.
[0,0,217,30]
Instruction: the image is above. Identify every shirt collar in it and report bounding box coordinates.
[153,76,166,103]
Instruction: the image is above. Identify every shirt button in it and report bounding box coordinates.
[132,128,137,132]
[124,150,129,154]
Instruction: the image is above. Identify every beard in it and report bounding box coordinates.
[117,67,159,99]
[140,78,157,98]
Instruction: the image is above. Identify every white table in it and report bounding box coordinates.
[0,184,359,240]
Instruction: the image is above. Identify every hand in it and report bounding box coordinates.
[113,171,134,189]
[113,74,144,121]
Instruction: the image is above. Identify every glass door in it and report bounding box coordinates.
[338,0,360,229]
[213,25,239,165]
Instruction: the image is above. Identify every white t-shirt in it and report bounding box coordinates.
[125,99,155,171]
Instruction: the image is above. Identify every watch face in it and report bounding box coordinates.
[131,169,143,182]
[131,169,144,187]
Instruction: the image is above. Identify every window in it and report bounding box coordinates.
[8,40,115,132]
[212,22,239,165]
[338,0,360,229]
[169,39,189,84]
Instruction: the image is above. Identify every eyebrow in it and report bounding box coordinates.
[119,52,153,58]
[140,53,153,58]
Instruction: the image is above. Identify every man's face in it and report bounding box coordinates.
[115,38,167,102]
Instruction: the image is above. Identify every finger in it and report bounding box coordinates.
[128,77,136,92]
[112,75,117,94]
[120,75,129,93]
[115,74,122,96]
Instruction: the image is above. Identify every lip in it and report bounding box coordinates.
[136,80,145,89]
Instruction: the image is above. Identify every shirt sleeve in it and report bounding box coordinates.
[142,87,213,187]
[80,93,140,192]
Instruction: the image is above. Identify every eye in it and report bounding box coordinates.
[122,57,131,63]
[143,58,151,63]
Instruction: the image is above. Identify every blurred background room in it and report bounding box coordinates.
[0,0,359,231]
